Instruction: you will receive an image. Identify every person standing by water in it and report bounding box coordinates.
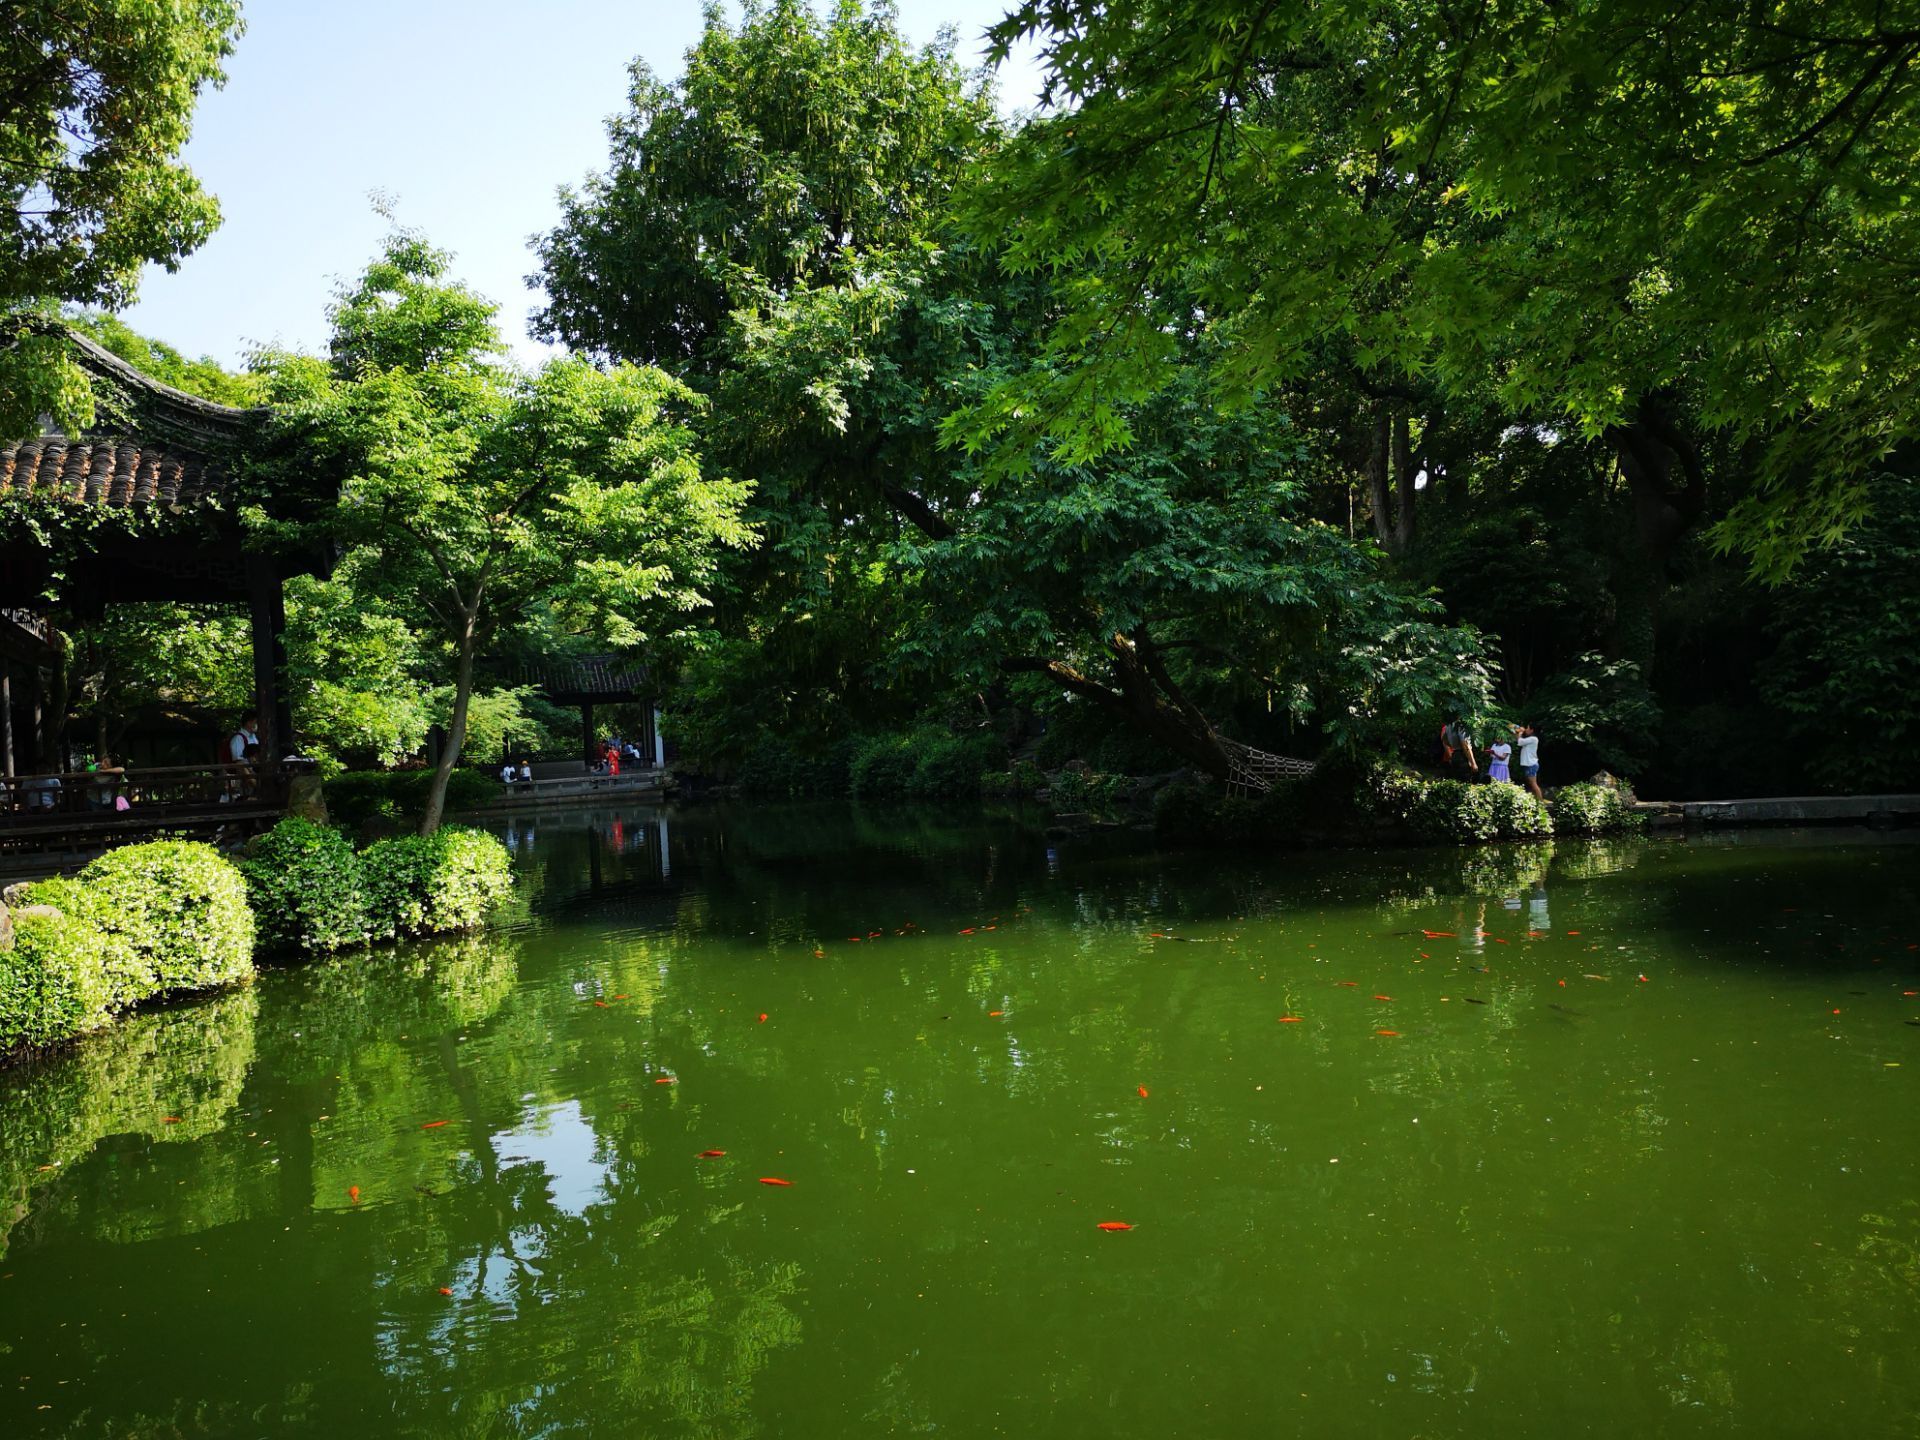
[1510,724,1543,799]
[1486,734,1513,784]
[1439,718,1479,777]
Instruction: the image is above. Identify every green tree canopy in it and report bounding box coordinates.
[259,230,756,830]
[532,0,998,373]
[0,0,242,434]
[964,0,1920,575]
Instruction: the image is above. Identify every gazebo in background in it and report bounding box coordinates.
[510,654,662,768]
[0,327,329,847]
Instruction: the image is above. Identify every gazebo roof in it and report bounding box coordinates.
[0,325,267,520]
[0,326,324,610]
[512,654,652,703]
[0,436,225,510]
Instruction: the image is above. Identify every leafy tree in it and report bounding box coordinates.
[1759,470,1920,790]
[538,1,1490,775]
[533,0,997,372]
[0,0,243,433]
[536,0,1004,770]
[965,0,1920,575]
[259,230,754,832]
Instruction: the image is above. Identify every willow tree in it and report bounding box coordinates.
[259,231,755,832]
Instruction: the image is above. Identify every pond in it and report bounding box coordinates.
[2,804,1917,1437]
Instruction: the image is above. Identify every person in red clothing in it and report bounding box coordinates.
[602,741,620,777]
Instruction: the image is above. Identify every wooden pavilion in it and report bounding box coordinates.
[508,654,663,768]
[0,328,329,848]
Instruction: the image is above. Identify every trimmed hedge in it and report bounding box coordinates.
[1549,782,1643,835]
[71,841,255,995]
[0,822,514,1061]
[240,818,369,954]
[362,826,513,941]
[0,908,111,1050]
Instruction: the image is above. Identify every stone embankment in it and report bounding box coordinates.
[1635,794,1920,830]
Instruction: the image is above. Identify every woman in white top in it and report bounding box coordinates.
[1510,724,1543,799]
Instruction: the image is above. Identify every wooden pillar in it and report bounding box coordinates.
[652,705,664,769]
[580,701,596,766]
[245,554,294,759]
[29,662,43,771]
[2,666,12,778]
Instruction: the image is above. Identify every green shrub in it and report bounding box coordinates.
[1347,761,1428,830]
[849,734,919,797]
[22,876,144,1009]
[732,736,853,796]
[241,818,370,955]
[1549,782,1643,834]
[907,731,1003,798]
[981,759,1045,797]
[363,826,513,940]
[73,841,255,995]
[0,907,112,1051]
[1047,769,1134,814]
[1407,778,1554,843]
[327,769,497,829]
[1487,782,1556,839]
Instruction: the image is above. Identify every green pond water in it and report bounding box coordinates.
[2,806,1918,1438]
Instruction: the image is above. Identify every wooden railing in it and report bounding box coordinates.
[0,760,306,830]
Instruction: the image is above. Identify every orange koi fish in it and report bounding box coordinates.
[439,1287,454,1296]
[654,1076,676,1085]
[758,1012,768,1023]
[1373,994,1393,1002]
[1375,1029,1401,1037]
[1566,930,1582,936]
[421,1120,449,1129]
[162,1116,182,1124]
[698,1149,726,1158]
[348,1185,360,1203]
[1422,930,1456,939]
[1137,1085,1150,1098]
[1096,1221,1133,1231]
[593,1000,609,1008]
[1277,1016,1304,1023]
[759,1177,793,1186]
[1335,981,1358,987]
[960,928,975,935]
[989,1009,1005,1017]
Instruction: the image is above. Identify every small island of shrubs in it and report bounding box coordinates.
[0,820,513,1057]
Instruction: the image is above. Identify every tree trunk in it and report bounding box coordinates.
[1365,402,1417,558]
[1606,391,1705,570]
[420,620,477,836]
[1003,629,1234,778]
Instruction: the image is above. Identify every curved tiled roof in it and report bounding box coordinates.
[0,436,224,510]
[511,655,652,701]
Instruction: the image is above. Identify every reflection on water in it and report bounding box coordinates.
[1,805,1918,1438]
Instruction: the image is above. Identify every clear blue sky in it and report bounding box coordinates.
[122,1,1045,368]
